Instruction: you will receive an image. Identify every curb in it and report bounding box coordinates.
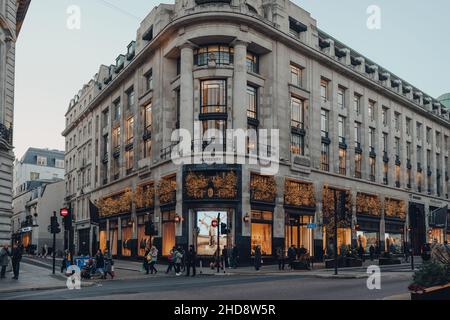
[0,282,95,294]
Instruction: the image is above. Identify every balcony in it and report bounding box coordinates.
[339,137,347,149]
[427,166,432,176]
[369,175,376,182]
[417,163,422,172]
[291,120,305,135]
[102,153,109,164]
[395,181,401,188]
[355,142,362,154]
[199,105,227,120]
[383,152,389,163]
[395,156,401,166]
[369,147,376,158]
[143,126,152,141]
[407,159,412,169]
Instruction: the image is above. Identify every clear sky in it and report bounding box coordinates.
[13,0,450,159]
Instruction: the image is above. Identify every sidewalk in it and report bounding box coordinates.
[0,263,92,294]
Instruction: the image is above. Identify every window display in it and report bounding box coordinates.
[385,233,404,253]
[99,230,107,252]
[323,227,352,255]
[251,210,273,256]
[429,228,445,244]
[197,211,229,256]
[162,210,176,256]
[109,222,118,256]
[137,215,152,257]
[356,231,379,251]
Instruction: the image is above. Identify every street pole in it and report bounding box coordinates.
[217,213,220,274]
[52,211,57,275]
[410,228,414,271]
[334,190,338,276]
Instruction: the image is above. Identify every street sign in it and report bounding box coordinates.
[307,223,317,229]
[60,208,69,217]
[211,220,218,228]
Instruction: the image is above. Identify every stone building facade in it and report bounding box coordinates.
[62,0,450,260]
[0,0,30,244]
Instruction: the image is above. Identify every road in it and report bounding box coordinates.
[1,268,412,300]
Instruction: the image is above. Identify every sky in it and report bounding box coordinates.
[13,0,450,159]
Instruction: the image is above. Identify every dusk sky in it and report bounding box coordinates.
[13,0,450,159]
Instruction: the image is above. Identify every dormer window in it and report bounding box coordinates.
[115,55,125,73]
[127,41,136,61]
[289,17,307,39]
[142,26,153,42]
[246,4,258,14]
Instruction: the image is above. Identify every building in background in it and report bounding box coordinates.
[13,147,65,197]
[0,0,31,244]
[62,0,450,261]
[11,179,65,255]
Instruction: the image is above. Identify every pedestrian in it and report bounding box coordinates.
[0,243,11,279]
[221,246,229,269]
[165,247,176,274]
[61,250,69,273]
[144,246,151,274]
[358,245,365,262]
[11,242,23,280]
[288,245,296,270]
[148,246,158,275]
[276,246,285,271]
[186,245,197,277]
[179,246,186,273]
[95,249,105,279]
[104,248,115,279]
[369,245,375,261]
[231,245,239,269]
[174,247,183,276]
[43,244,48,259]
[254,245,262,271]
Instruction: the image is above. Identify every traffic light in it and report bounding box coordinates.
[220,223,229,235]
[145,221,156,236]
[50,216,61,234]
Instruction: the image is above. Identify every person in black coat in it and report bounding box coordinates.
[221,246,229,269]
[95,250,105,278]
[11,243,23,280]
[231,245,239,269]
[186,245,197,277]
[369,245,375,261]
[254,246,262,271]
[287,245,296,270]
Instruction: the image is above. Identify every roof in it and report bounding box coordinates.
[19,147,65,165]
[16,0,31,36]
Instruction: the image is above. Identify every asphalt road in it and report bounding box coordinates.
[1,271,412,300]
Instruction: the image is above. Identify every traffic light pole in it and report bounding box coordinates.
[217,213,220,274]
[52,211,57,275]
[334,190,338,276]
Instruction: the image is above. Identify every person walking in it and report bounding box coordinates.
[95,249,105,279]
[174,247,183,276]
[43,244,48,259]
[369,245,375,261]
[61,250,69,274]
[221,246,229,269]
[0,244,11,279]
[287,245,296,270]
[276,246,285,271]
[165,247,176,274]
[231,245,239,269]
[186,245,197,277]
[144,246,151,274]
[254,245,262,271]
[148,246,158,275]
[11,242,23,280]
[104,248,115,279]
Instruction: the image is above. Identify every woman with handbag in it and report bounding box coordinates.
[144,246,151,275]
[148,246,158,275]
[104,249,115,279]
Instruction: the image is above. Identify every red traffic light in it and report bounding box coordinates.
[211,220,218,228]
[60,208,69,217]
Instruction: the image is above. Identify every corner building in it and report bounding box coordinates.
[62,0,450,261]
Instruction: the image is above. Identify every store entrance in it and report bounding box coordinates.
[285,214,313,256]
[195,210,231,257]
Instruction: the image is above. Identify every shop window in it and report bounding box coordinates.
[99,229,107,253]
[356,231,379,252]
[323,227,352,255]
[197,211,230,256]
[385,233,404,254]
[251,210,273,256]
[162,210,176,256]
[121,218,133,257]
[109,222,118,256]
[137,215,152,257]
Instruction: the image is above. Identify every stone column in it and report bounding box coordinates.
[179,42,195,138]
[232,40,249,131]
